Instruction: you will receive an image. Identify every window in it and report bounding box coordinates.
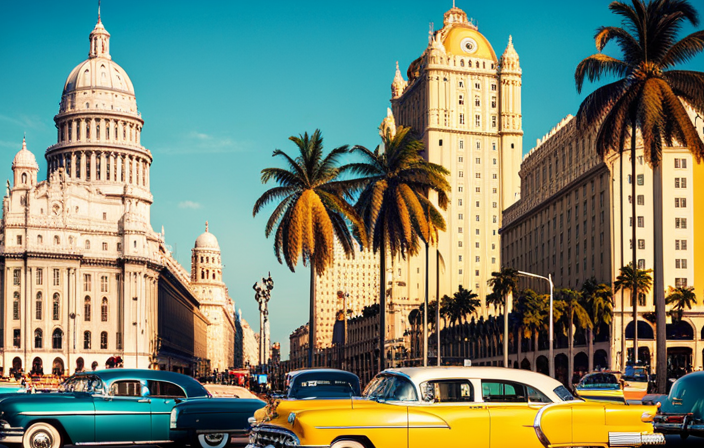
[100,331,108,349]
[637,195,644,205]
[491,96,496,108]
[459,255,463,262]
[475,115,481,127]
[13,329,21,348]
[638,259,645,269]
[458,227,463,233]
[458,199,463,206]
[675,278,688,288]
[459,80,464,88]
[459,140,464,150]
[481,380,545,403]
[13,269,21,286]
[458,186,463,192]
[53,269,60,286]
[476,157,481,164]
[100,275,109,293]
[491,84,497,91]
[637,216,644,227]
[102,242,108,251]
[84,274,92,291]
[36,268,43,285]
[13,292,20,320]
[110,380,141,397]
[475,187,480,193]
[420,380,474,402]
[34,328,43,349]
[53,293,60,320]
[17,235,22,245]
[459,171,464,178]
[476,141,481,150]
[675,177,687,188]
[458,241,463,247]
[84,296,91,321]
[675,158,687,168]
[638,239,645,249]
[458,213,464,220]
[676,259,688,269]
[675,239,688,250]
[54,235,60,245]
[474,82,481,90]
[459,114,465,125]
[676,218,687,229]
[52,328,63,349]
[475,173,481,179]
[675,198,687,208]
[85,240,91,250]
[458,94,464,105]
[37,235,43,245]
[101,297,109,322]
[491,116,497,128]
[84,331,91,349]
[493,173,497,179]
[492,202,497,208]
[36,292,43,320]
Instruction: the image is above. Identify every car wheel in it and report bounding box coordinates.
[331,440,367,448]
[197,433,228,448]
[22,423,62,448]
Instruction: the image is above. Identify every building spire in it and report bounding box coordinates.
[22,134,26,150]
[98,0,101,23]
[205,221,209,232]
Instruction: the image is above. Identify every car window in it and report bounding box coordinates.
[288,372,360,399]
[148,380,186,398]
[420,380,474,403]
[481,380,527,403]
[364,375,417,402]
[60,375,104,393]
[553,385,576,401]
[526,386,552,403]
[111,380,142,397]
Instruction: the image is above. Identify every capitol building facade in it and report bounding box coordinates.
[0,14,236,376]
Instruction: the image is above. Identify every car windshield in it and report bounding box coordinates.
[60,375,104,394]
[363,374,418,402]
[578,373,620,390]
[623,367,648,382]
[288,372,361,399]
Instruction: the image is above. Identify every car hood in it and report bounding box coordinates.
[175,397,265,414]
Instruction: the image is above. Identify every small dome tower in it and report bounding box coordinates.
[12,137,39,189]
[191,221,223,285]
[391,62,408,99]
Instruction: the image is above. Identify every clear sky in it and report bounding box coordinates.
[0,0,702,360]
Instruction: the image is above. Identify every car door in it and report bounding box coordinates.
[408,379,489,448]
[147,380,188,441]
[481,379,548,448]
[94,379,152,443]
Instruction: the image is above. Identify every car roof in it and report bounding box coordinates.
[287,368,356,378]
[74,369,208,397]
[382,367,565,392]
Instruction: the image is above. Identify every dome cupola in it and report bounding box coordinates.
[499,35,521,73]
[391,62,408,99]
[192,222,223,284]
[89,7,111,60]
[13,137,39,188]
[194,221,220,249]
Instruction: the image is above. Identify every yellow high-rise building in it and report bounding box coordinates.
[390,6,522,313]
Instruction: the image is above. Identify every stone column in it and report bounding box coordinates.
[89,152,96,182]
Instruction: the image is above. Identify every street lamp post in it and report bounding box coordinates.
[516,271,554,378]
[253,274,274,368]
[132,296,139,369]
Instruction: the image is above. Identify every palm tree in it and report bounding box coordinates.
[581,278,614,370]
[488,267,519,367]
[516,289,550,370]
[575,0,704,393]
[665,285,696,321]
[442,286,480,327]
[613,263,653,366]
[253,130,365,367]
[350,126,450,371]
[556,288,593,385]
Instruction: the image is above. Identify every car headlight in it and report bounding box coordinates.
[287,412,296,426]
[169,408,178,429]
[0,420,10,429]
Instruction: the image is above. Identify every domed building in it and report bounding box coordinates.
[191,223,235,371]
[0,12,232,377]
[386,4,523,333]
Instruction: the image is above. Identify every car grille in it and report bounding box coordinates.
[249,425,299,447]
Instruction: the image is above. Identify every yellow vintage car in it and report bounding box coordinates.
[248,367,665,448]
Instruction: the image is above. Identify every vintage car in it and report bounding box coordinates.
[283,369,361,399]
[0,369,261,448]
[574,372,626,404]
[652,371,704,439]
[248,367,665,448]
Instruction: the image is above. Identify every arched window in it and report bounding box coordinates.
[37,235,43,245]
[460,59,465,67]
[101,298,108,322]
[96,125,100,140]
[34,329,43,349]
[21,173,27,184]
[85,240,91,250]
[35,291,43,320]
[53,293,60,320]
[84,296,91,321]
[83,69,90,85]
[83,331,91,350]
[212,272,216,280]
[54,235,60,245]
[201,270,204,280]
[52,328,63,349]
[100,331,108,350]
[13,291,20,320]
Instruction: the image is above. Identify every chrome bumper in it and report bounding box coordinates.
[0,427,25,445]
[608,432,666,446]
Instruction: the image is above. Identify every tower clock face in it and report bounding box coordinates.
[461,37,478,54]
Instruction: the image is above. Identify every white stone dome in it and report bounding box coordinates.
[12,138,39,170]
[195,222,220,250]
[63,57,135,95]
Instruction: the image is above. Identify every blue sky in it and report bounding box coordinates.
[0,0,701,360]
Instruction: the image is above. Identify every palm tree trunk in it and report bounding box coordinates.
[569,311,574,387]
[619,148,626,372]
[631,120,638,366]
[424,241,429,366]
[308,263,316,368]
[653,163,667,393]
[379,232,386,372]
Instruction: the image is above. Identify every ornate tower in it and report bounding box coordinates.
[498,36,523,207]
[12,137,39,189]
[45,13,152,207]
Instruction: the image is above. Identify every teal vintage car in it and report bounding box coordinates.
[0,369,261,448]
